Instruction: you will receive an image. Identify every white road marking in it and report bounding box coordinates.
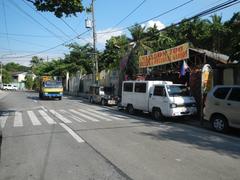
[39,110,56,124]
[86,108,125,121]
[27,111,41,126]
[77,109,112,121]
[69,109,99,122]
[59,110,86,122]
[49,110,72,123]
[0,113,8,128]
[176,159,182,162]
[14,112,23,127]
[40,106,48,112]
[33,100,37,103]
[59,123,85,143]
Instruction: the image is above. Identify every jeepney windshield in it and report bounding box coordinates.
[44,81,62,88]
[166,85,190,97]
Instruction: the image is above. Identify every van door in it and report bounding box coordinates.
[226,87,240,128]
[149,85,168,115]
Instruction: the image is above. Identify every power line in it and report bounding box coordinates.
[96,0,239,35]
[0,32,65,38]
[3,30,90,59]
[96,0,147,46]
[161,0,240,31]
[113,0,147,27]
[60,18,89,43]
[2,0,12,53]
[0,36,50,48]
[97,0,194,35]
[22,0,72,40]
[8,0,65,42]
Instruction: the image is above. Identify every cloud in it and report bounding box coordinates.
[142,20,165,30]
[96,28,124,48]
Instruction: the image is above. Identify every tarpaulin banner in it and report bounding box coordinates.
[139,43,189,68]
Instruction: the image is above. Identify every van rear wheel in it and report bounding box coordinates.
[127,104,134,115]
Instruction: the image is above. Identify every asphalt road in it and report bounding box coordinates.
[0,91,240,180]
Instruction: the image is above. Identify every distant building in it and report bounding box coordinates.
[12,72,36,90]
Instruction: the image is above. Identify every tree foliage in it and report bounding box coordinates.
[26,0,84,18]
[25,74,34,90]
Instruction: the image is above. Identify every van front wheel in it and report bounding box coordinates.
[152,108,163,121]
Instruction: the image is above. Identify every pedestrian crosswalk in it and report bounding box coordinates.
[0,108,129,129]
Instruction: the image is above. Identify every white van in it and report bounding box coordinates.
[121,81,197,120]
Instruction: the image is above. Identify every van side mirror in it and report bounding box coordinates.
[149,93,152,98]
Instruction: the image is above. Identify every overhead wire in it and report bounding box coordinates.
[3,30,90,59]
[96,0,239,35]
[0,32,64,38]
[8,0,65,42]
[2,0,12,53]
[113,0,147,28]
[96,0,147,46]
[22,0,72,40]
[96,0,194,35]
[60,18,90,43]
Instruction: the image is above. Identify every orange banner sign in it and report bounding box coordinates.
[139,43,189,68]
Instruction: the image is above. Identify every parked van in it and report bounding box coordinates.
[121,81,197,120]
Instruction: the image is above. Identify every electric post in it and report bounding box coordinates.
[91,0,98,85]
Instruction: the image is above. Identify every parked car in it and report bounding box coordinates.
[88,85,118,106]
[12,85,18,91]
[204,85,240,133]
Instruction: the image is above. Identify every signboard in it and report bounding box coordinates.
[139,43,189,68]
[201,64,213,94]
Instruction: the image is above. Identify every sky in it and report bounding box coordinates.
[0,0,239,66]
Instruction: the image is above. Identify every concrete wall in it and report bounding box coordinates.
[67,70,120,96]
[223,68,234,85]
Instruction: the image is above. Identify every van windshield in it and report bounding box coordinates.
[166,85,190,97]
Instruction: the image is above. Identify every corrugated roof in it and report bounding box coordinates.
[190,48,231,64]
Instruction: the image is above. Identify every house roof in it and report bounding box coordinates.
[190,48,239,64]
[12,72,28,76]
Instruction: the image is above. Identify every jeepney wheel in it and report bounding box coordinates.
[101,99,106,106]
[59,97,62,100]
[127,104,134,115]
[39,93,42,100]
[152,108,163,121]
[89,97,93,104]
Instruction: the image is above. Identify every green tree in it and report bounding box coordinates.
[2,69,13,83]
[4,62,30,72]
[25,74,34,90]
[225,12,240,62]
[30,56,44,67]
[26,0,84,18]
[99,35,129,70]
[126,24,153,77]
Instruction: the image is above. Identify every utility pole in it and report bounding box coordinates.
[0,61,2,84]
[91,0,98,85]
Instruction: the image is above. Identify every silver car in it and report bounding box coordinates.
[204,85,240,133]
